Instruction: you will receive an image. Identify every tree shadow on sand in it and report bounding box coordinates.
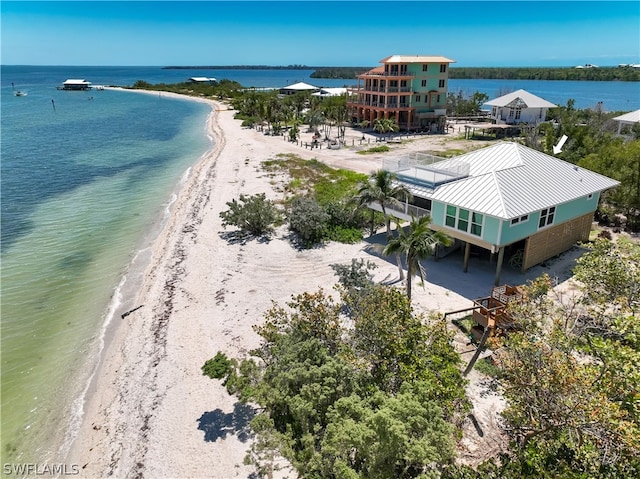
[197,402,255,443]
[218,230,272,245]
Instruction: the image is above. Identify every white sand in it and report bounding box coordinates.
[65,93,581,478]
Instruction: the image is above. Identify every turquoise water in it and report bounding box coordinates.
[1,72,212,464]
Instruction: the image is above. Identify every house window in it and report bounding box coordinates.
[492,107,497,116]
[515,108,522,120]
[438,79,445,88]
[457,208,469,232]
[445,205,483,236]
[471,212,483,236]
[538,206,556,228]
[440,64,447,73]
[401,80,407,88]
[423,64,429,71]
[445,205,456,227]
[437,94,441,103]
[509,109,514,118]
[421,80,427,87]
[415,95,421,102]
[510,214,529,226]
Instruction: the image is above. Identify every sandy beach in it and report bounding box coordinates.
[65,92,582,478]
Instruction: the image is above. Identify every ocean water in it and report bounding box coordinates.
[0,65,638,467]
[1,66,212,465]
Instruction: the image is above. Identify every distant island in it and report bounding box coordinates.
[164,65,640,81]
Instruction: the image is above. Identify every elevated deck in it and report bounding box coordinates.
[383,152,470,190]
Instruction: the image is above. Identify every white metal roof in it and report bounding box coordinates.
[189,77,217,82]
[422,142,619,219]
[63,79,91,85]
[612,108,640,124]
[280,82,318,91]
[380,55,456,64]
[484,89,557,109]
[312,87,348,97]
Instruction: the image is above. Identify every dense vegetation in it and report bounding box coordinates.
[218,154,375,246]
[310,67,369,79]
[309,66,640,81]
[163,64,640,82]
[449,66,640,82]
[204,239,639,478]
[449,240,640,478]
[205,282,469,478]
[529,100,640,230]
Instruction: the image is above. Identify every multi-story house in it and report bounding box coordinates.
[347,55,455,132]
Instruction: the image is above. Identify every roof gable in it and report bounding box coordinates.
[484,89,557,109]
[280,82,317,90]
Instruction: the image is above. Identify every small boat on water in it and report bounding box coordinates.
[11,82,27,96]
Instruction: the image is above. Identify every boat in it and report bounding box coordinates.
[11,82,27,96]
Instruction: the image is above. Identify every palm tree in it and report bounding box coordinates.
[373,117,399,138]
[383,215,453,301]
[354,169,412,279]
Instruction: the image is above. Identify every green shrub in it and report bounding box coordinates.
[356,145,391,155]
[220,193,280,236]
[326,225,363,244]
[474,357,502,378]
[202,352,233,379]
[289,196,329,246]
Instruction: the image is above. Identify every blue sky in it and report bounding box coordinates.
[1,1,639,67]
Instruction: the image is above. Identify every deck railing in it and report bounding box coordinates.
[368,201,431,220]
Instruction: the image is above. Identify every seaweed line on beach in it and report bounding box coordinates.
[103,105,225,478]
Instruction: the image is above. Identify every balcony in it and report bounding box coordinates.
[368,201,431,222]
[347,100,415,110]
[358,71,415,78]
[352,86,414,94]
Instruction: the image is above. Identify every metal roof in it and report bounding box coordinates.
[280,82,318,90]
[420,142,619,219]
[63,79,92,85]
[379,55,456,64]
[484,89,557,109]
[612,108,640,124]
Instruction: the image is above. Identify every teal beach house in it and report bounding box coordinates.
[376,142,619,284]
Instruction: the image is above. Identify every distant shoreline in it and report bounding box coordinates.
[163,65,640,82]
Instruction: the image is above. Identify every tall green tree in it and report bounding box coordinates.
[205,286,468,478]
[383,215,453,301]
[476,241,640,478]
[353,169,412,279]
[579,140,640,230]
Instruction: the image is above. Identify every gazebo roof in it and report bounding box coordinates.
[484,89,557,109]
[612,108,640,124]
